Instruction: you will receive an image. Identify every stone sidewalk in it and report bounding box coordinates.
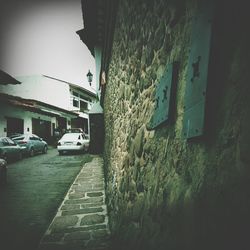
[38,156,111,250]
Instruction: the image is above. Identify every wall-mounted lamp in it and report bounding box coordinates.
[86,70,93,86]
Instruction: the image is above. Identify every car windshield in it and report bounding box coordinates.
[9,133,22,139]
[12,136,25,141]
[61,133,81,141]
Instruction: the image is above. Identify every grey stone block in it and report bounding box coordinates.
[80,214,105,225]
[43,232,64,242]
[68,193,85,199]
[50,215,78,232]
[64,231,91,241]
[62,207,103,216]
[59,224,107,233]
[61,204,80,210]
[64,197,103,205]
[92,229,110,239]
[81,201,104,208]
[87,192,103,197]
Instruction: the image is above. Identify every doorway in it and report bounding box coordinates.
[6,117,24,136]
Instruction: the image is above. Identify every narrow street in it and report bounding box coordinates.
[0,148,92,250]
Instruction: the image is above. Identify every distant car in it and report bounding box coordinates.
[0,137,23,162]
[57,132,89,155]
[11,133,48,157]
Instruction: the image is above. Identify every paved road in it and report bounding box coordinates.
[0,147,92,250]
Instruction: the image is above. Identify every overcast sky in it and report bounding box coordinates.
[0,0,95,89]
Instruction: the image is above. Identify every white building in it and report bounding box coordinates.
[0,75,97,142]
[0,75,96,112]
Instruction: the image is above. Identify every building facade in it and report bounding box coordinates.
[0,74,97,139]
[0,93,77,143]
[79,1,250,250]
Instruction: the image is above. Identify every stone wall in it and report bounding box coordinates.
[103,0,250,249]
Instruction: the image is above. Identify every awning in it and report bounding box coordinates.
[89,101,103,114]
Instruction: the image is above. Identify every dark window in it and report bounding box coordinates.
[73,99,79,107]
[80,101,88,111]
[13,136,25,141]
[2,138,9,146]
[6,138,16,145]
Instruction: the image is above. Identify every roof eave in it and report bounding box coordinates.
[0,70,21,85]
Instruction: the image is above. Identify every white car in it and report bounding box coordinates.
[57,133,89,155]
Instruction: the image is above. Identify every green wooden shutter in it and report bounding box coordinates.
[183,0,214,139]
[148,63,174,129]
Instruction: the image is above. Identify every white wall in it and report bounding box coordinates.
[0,75,71,110]
[94,46,102,98]
[0,103,53,137]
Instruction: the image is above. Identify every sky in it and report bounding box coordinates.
[0,0,96,91]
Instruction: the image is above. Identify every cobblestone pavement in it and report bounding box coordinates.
[38,156,111,250]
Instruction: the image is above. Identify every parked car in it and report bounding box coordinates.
[0,137,23,162]
[57,132,89,155]
[11,133,48,157]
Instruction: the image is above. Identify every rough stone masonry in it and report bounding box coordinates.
[102,0,250,249]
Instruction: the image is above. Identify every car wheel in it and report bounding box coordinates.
[2,154,7,162]
[43,146,48,154]
[58,151,63,156]
[29,148,34,157]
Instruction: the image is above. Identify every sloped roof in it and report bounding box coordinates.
[76,0,118,60]
[68,82,97,98]
[0,93,77,118]
[43,75,97,98]
[0,70,21,85]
